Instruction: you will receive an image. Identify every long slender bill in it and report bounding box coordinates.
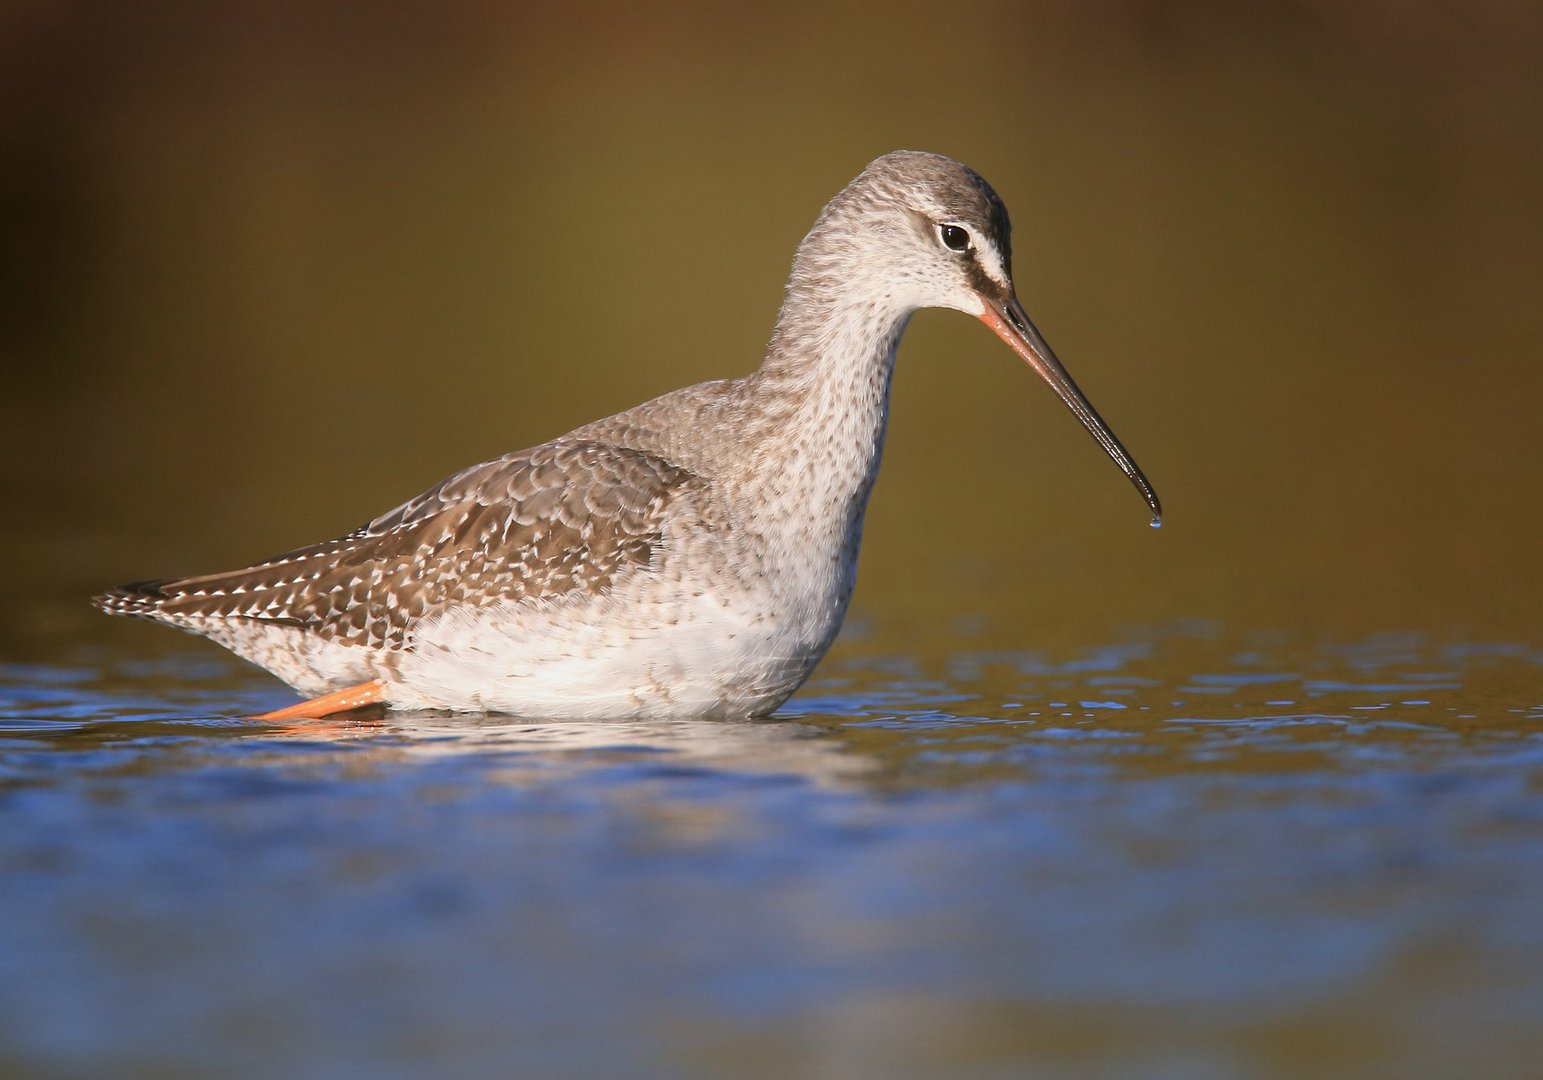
[979,296,1162,526]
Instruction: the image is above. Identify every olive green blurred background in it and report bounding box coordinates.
[3,1,1540,661]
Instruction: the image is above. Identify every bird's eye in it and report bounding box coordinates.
[938,224,972,252]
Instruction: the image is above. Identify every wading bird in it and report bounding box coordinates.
[97,151,1160,721]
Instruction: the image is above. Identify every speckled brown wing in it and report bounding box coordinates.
[95,440,700,648]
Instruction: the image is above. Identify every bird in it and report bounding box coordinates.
[95,150,1160,722]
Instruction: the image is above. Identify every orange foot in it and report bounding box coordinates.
[253,680,386,722]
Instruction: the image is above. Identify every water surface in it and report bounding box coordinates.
[4,5,1542,1077]
[4,626,1541,1078]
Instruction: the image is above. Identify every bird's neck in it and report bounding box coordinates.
[746,250,915,524]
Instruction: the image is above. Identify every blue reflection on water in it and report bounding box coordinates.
[0,630,1541,1077]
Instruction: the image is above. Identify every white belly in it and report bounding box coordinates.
[386,584,840,719]
[214,481,869,719]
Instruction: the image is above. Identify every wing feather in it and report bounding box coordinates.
[95,439,700,649]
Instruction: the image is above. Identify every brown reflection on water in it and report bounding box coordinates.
[2,5,1540,656]
[3,15,1541,1074]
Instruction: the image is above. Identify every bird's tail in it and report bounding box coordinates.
[93,579,180,621]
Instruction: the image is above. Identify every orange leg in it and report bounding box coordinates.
[253,680,386,722]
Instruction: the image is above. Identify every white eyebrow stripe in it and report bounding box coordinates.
[974,235,1010,289]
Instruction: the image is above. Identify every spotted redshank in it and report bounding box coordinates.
[96,151,1161,721]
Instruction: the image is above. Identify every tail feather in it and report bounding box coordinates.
[93,573,309,629]
[93,579,180,620]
